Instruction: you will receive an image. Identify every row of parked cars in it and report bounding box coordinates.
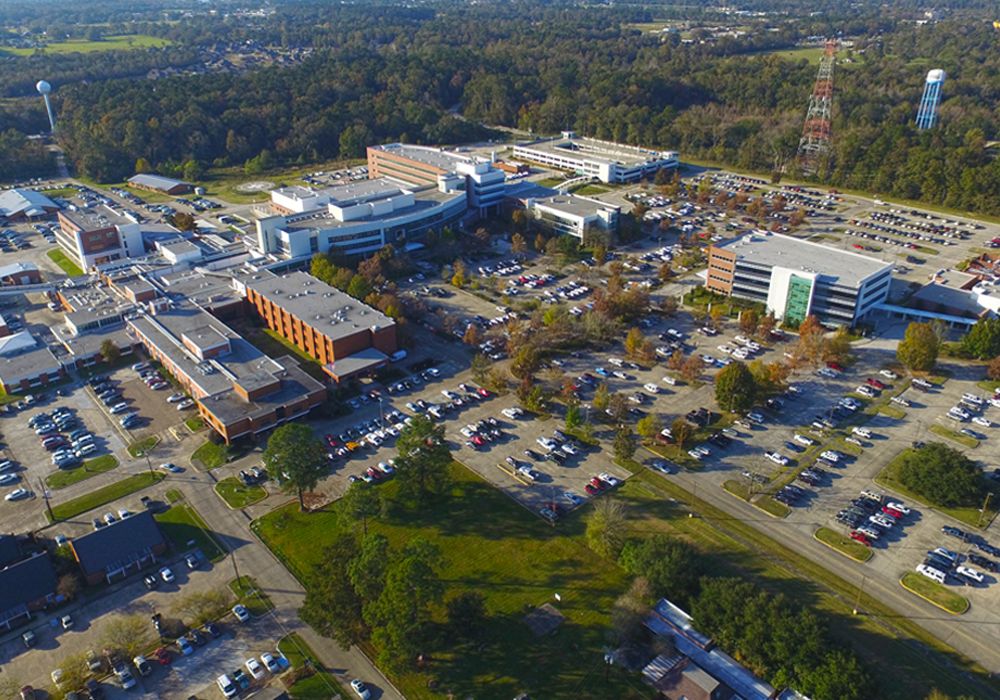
[836,490,912,547]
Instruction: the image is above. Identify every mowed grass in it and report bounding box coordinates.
[814,526,873,563]
[215,477,267,509]
[45,454,118,489]
[127,435,160,458]
[876,448,999,529]
[46,249,83,276]
[929,424,979,449]
[277,633,355,699]
[619,471,996,699]
[192,440,228,469]
[229,576,274,617]
[49,472,164,521]
[155,501,225,562]
[0,34,171,56]
[253,462,642,700]
[900,572,970,615]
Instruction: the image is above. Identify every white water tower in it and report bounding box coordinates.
[36,80,55,132]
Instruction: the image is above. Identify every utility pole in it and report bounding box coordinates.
[979,492,993,528]
[853,574,867,615]
[38,477,53,521]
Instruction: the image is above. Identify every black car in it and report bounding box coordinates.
[204,622,221,638]
[84,679,104,700]
[924,554,955,572]
[942,525,971,542]
[968,553,994,570]
[976,542,1000,558]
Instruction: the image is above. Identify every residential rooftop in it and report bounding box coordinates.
[244,271,395,339]
[715,232,893,287]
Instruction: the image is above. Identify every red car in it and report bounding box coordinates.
[477,388,492,398]
[366,467,383,480]
[866,378,886,390]
[882,505,904,519]
[589,477,605,490]
[849,531,872,547]
[153,647,172,665]
[472,435,485,446]
[584,483,599,496]
[827,361,845,372]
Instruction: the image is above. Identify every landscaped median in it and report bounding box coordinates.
[814,526,873,563]
[215,477,267,509]
[44,454,118,489]
[48,472,164,521]
[127,435,160,458]
[929,424,979,449]
[192,439,229,469]
[900,572,970,615]
[721,480,789,518]
[277,633,354,699]
[229,576,274,617]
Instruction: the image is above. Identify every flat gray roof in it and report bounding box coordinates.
[534,194,617,218]
[325,346,387,379]
[203,356,323,426]
[717,232,892,287]
[155,270,242,312]
[128,173,191,191]
[0,344,61,385]
[515,134,677,168]
[371,143,478,172]
[245,271,395,339]
[325,178,405,205]
[61,205,133,232]
[284,188,462,232]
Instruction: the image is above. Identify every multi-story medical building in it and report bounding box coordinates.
[512,131,679,184]
[705,232,893,326]
[56,206,143,272]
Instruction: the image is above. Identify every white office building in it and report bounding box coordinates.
[512,131,679,184]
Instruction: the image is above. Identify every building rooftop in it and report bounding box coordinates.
[61,204,134,232]
[516,133,677,167]
[0,330,39,357]
[0,261,39,278]
[325,346,388,380]
[201,355,324,426]
[370,143,481,173]
[0,552,56,614]
[70,511,165,577]
[283,187,462,232]
[154,270,243,312]
[715,232,892,287]
[533,194,619,218]
[325,178,407,205]
[127,173,192,191]
[0,188,57,218]
[245,271,395,339]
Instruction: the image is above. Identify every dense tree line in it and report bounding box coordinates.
[0,129,54,179]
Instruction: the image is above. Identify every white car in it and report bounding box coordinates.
[886,501,911,515]
[643,383,659,394]
[962,393,984,405]
[501,407,523,419]
[176,399,196,410]
[537,436,557,451]
[890,396,910,407]
[4,487,30,501]
[245,657,265,680]
[687,449,703,461]
[852,427,872,439]
[232,604,250,622]
[870,514,894,529]
[793,434,815,446]
[879,369,898,380]
[845,437,864,447]
[855,385,875,397]
[351,679,372,700]
[159,567,175,583]
[956,565,984,584]
[598,472,621,487]
[972,416,992,428]
[820,450,840,463]
[166,393,186,403]
[261,652,281,673]
[765,451,789,466]
[700,354,716,365]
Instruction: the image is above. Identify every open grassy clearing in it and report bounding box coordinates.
[875,449,999,529]
[814,526,873,563]
[49,472,164,521]
[0,34,172,56]
[191,158,365,205]
[127,435,160,458]
[617,464,995,699]
[277,633,355,699]
[254,462,646,700]
[44,454,118,489]
[46,249,83,276]
[192,440,229,469]
[215,477,267,509]
[535,176,567,188]
[900,572,969,615]
[155,500,225,562]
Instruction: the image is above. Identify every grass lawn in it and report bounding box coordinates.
[645,443,700,469]
[750,45,828,63]
[215,477,267,509]
[0,34,171,56]
[127,435,160,458]
[535,176,567,188]
[229,576,274,617]
[165,488,183,504]
[877,404,907,420]
[754,496,790,518]
[618,473,995,699]
[39,186,78,198]
[875,449,999,529]
[929,424,979,449]
[277,633,355,699]
[571,184,609,196]
[44,454,118,489]
[900,572,969,615]
[722,479,750,500]
[155,501,225,562]
[977,379,1000,393]
[230,320,327,382]
[814,526,873,563]
[46,249,83,276]
[49,472,164,521]
[190,158,365,205]
[253,462,645,700]
[184,416,206,432]
[192,440,229,469]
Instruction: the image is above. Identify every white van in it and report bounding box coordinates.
[661,375,677,386]
[217,674,237,698]
[916,564,946,584]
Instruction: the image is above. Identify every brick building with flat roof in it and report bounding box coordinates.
[243,271,397,382]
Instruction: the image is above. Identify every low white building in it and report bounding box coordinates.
[525,194,620,240]
[512,131,679,184]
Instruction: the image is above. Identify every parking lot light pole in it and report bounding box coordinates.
[140,450,154,477]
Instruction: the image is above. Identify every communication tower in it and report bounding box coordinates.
[796,40,837,176]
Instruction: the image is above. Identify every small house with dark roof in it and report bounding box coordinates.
[0,551,57,630]
[0,533,22,567]
[69,511,167,585]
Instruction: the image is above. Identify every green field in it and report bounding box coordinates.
[900,572,969,615]
[45,454,118,490]
[184,416,206,432]
[0,35,172,56]
[215,477,267,509]
[49,472,164,521]
[192,440,229,469]
[254,462,642,700]
[814,526,873,563]
[571,184,610,196]
[155,501,225,562]
[46,249,83,277]
[276,633,355,699]
[875,449,998,529]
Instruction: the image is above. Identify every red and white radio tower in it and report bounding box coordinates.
[796,40,837,176]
